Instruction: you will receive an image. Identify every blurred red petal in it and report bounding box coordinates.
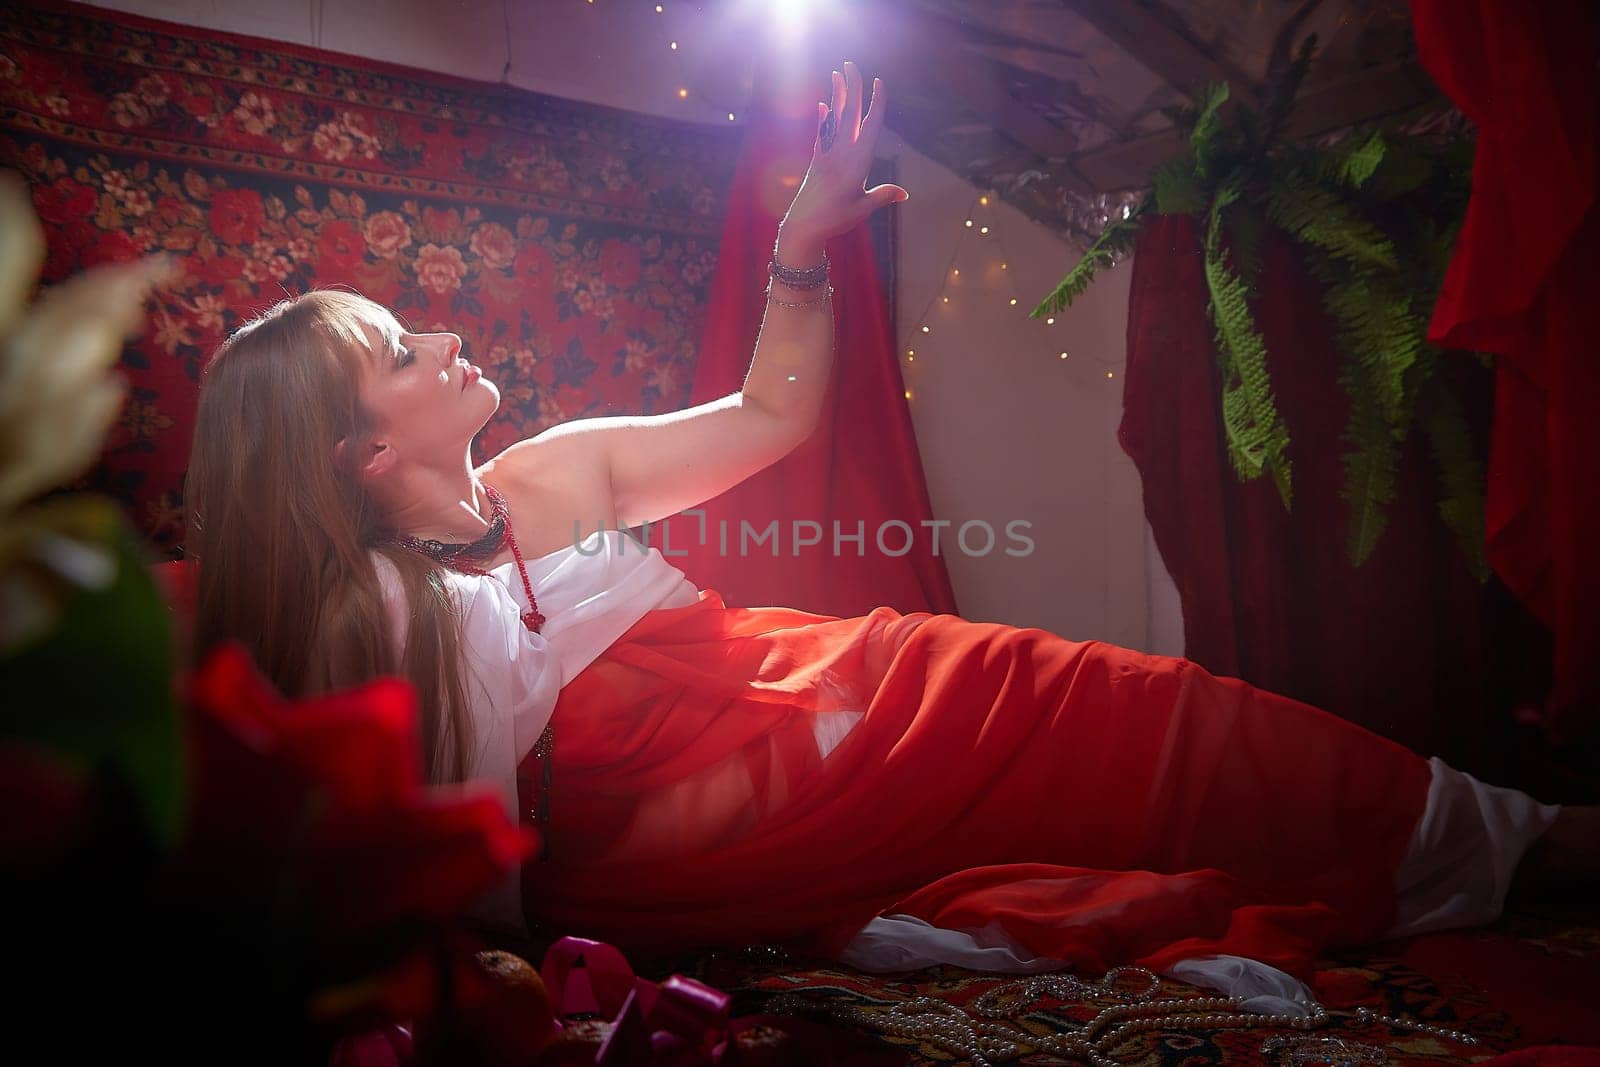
[181,645,535,942]
[258,680,422,810]
[310,795,538,935]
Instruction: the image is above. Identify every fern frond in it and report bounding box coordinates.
[1366,135,1435,201]
[1225,200,1266,290]
[1153,157,1205,214]
[1032,195,1153,317]
[1034,37,1480,573]
[1324,274,1426,430]
[1267,176,1397,270]
[1204,184,1293,506]
[1338,131,1385,187]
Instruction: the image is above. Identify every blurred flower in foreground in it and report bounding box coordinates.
[0,168,173,652]
[9,641,541,1063]
[181,642,540,946]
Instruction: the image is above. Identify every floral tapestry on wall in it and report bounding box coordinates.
[0,0,742,557]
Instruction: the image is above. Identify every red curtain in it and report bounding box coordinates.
[1411,0,1600,746]
[654,70,957,617]
[1118,215,1513,773]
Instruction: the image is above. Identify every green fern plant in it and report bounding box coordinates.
[1037,37,1486,576]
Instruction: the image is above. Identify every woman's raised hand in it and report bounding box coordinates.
[777,61,908,259]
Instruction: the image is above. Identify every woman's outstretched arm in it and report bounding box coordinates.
[500,62,905,530]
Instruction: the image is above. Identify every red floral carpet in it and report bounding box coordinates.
[0,0,742,556]
[611,914,1599,1065]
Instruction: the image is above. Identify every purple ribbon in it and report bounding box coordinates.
[539,937,734,1066]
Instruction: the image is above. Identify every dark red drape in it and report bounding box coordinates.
[1118,215,1507,771]
[1411,0,1600,746]
[654,73,957,618]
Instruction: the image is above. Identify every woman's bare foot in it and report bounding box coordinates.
[1504,805,1600,922]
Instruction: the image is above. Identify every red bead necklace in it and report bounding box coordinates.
[390,482,545,632]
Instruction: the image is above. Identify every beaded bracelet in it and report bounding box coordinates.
[766,281,833,309]
[769,249,829,290]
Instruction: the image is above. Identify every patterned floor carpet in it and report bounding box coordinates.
[629,914,1600,1065]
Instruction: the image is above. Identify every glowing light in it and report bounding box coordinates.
[1009,298,1018,306]
[907,349,915,356]
[942,296,949,303]
[1001,262,1008,270]
[1060,352,1069,359]
[727,112,736,121]
[979,195,989,206]
[1122,205,1132,219]
[920,325,930,333]
[669,40,678,49]
[906,354,914,362]
[964,219,973,228]
[1046,317,1055,325]
[951,268,959,277]
[677,87,688,98]
[979,226,989,234]
[771,0,810,33]
[1107,371,1115,378]
[787,375,796,381]
[655,3,663,9]
[904,389,912,400]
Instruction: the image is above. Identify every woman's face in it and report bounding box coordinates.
[349,303,499,468]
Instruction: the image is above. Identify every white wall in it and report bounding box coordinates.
[80,0,1185,654]
[883,132,1152,647]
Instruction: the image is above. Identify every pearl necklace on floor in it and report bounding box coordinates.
[763,962,1481,1067]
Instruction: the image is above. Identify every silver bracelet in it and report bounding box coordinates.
[769,248,829,290]
[767,282,833,310]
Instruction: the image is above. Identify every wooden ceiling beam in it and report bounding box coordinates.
[1059,0,1259,106]
[1287,64,1441,138]
[857,7,1081,163]
[1072,62,1445,193]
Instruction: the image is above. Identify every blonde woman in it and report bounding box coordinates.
[185,64,1593,995]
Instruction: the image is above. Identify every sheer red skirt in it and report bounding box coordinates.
[518,591,1431,978]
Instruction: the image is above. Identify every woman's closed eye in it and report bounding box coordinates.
[397,345,415,368]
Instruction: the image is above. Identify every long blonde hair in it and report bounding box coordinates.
[185,290,474,782]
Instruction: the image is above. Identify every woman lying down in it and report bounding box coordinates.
[183,61,1597,1016]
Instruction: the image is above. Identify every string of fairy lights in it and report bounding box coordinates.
[899,191,1123,402]
[583,1,1125,401]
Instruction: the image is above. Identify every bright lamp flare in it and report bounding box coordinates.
[768,0,811,35]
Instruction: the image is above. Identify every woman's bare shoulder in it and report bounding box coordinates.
[477,427,598,491]
[476,427,619,557]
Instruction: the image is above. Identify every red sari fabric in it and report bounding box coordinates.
[1411,0,1600,744]
[520,592,1433,980]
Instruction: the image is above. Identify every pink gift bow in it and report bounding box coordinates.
[539,936,733,1065]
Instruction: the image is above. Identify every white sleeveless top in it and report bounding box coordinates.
[371,527,702,933]
[373,526,701,818]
